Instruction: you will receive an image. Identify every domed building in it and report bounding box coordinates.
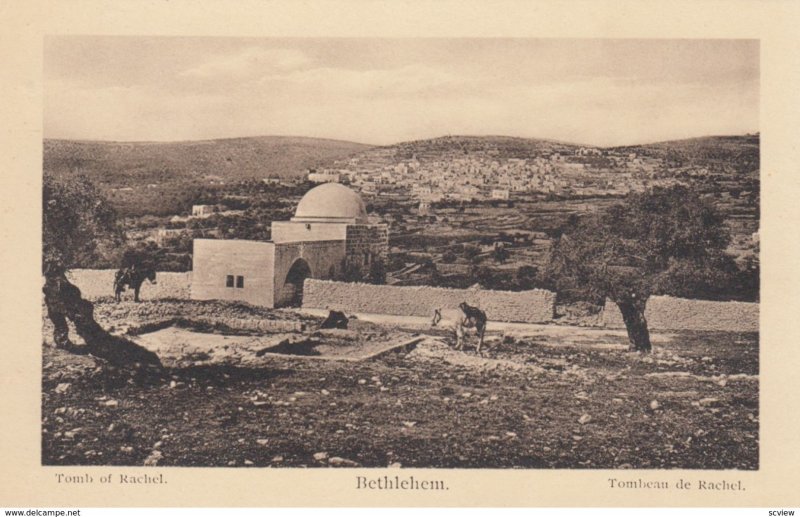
[292,182,369,223]
[191,184,388,307]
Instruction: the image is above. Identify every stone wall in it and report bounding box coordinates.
[602,296,759,332]
[302,279,556,323]
[65,269,192,301]
[345,224,389,278]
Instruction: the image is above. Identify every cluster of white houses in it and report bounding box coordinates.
[305,145,688,201]
[190,183,388,308]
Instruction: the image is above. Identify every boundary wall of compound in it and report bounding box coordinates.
[302,279,556,323]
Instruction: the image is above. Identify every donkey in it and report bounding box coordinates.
[454,301,488,354]
[113,266,156,302]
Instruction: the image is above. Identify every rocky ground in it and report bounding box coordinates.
[41,299,758,469]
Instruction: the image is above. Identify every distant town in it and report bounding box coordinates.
[43,134,759,301]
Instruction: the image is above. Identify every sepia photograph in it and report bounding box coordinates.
[40,36,760,471]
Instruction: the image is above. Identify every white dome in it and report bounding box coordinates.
[293,183,368,223]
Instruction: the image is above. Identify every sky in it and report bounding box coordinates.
[43,37,759,147]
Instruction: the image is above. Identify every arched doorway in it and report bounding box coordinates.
[280,258,312,307]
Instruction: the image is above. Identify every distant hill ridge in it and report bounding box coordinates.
[43,136,374,185]
[44,133,758,186]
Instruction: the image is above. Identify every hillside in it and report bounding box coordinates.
[610,134,760,176]
[337,133,758,174]
[43,136,373,186]
[341,135,580,166]
[387,135,580,159]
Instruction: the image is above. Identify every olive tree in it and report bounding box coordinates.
[43,173,160,366]
[544,185,733,352]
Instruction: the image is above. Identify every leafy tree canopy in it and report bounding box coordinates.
[545,185,733,304]
[543,185,736,352]
[43,173,122,274]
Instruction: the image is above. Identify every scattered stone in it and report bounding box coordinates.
[120,446,133,453]
[272,455,284,463]
[143,450,163,466]
[462,392,472,398]
[650,400,660,410]
[256,439,269,446]
[402,421,417,428]
[54,407,67,415]
[313,452,329,461]
[698,397,721,407]
[244,460,254,466]
[321,389,330,396]
[169,381,177,389]
[578,414,593,425]
[388,462,402,469]
[328,457,360,467]
[153,441,163,449]
[505,432,518,438]
[489,395,499,401]
[644,371,692,378]
[103,400,119,408]
[612,398,624,404]
[54,383,71,394]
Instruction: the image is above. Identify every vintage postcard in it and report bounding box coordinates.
[1,0,799,509]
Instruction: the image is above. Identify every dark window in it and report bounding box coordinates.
[226,275,234,288]
[236,276,244,288]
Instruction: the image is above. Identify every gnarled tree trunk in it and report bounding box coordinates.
[616,298,651,353]
[43,273,161,367]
